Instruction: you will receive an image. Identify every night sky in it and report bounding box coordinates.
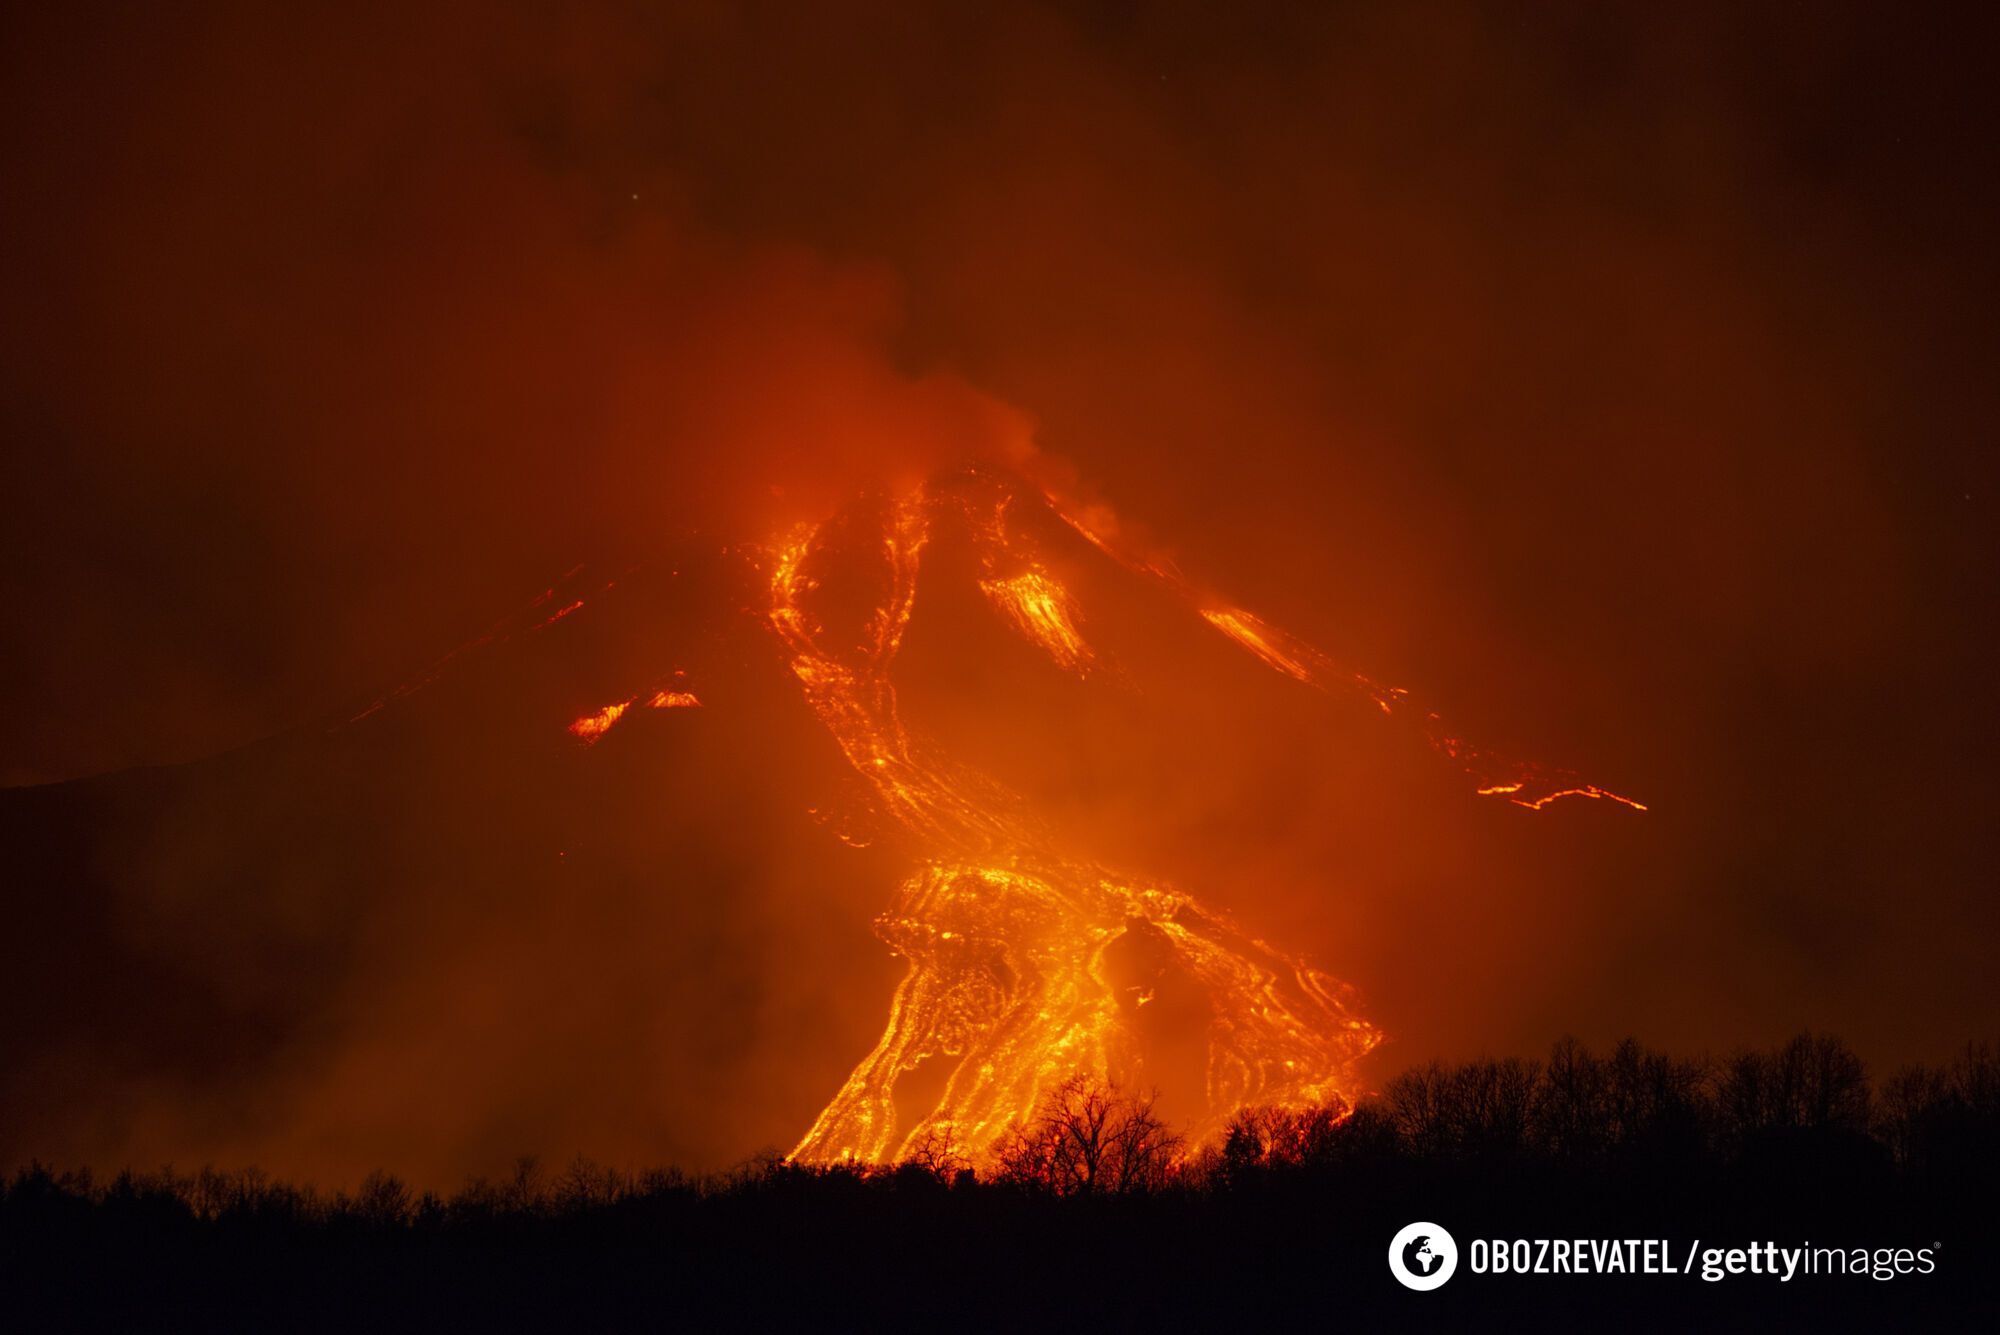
[2,1,1995,1180]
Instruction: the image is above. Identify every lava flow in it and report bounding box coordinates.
[770,486,1381,1166]
[567,677,702,745]
[1055,507,1647,812]
[489,467,1643,1169]
[1196,604,1647,811]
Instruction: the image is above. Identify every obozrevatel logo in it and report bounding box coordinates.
[1388,1222,1459,1291]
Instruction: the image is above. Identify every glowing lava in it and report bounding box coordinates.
[1200,608,1318,686]
[567,700,631,743]
[770,489,1380,1167]
[1029,483,1648,813]
[567,680,702,745]
[1190,591,1638,811]
[979,569,1092,674]
[494,466,1640,1168]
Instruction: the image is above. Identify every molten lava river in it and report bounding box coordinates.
[732,475,1641,1168]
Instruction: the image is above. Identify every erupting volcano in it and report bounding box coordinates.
[0,458,1647,1181]
[769,482,1381,1165]
[537,466,1642,1167]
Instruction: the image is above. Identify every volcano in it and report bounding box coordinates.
[0,465,1640,1181]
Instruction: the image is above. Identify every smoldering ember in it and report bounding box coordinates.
[2,2,1996,1330]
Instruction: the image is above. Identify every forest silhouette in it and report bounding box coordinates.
[4,1033,1994,1330]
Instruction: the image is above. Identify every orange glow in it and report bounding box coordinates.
[569,677,700,743]
[1508,786,1648,812]
[770,487,1379,1168]
[1199,608,1318,684]
[1030,485,1647,815]
[1197,602,1643,812]
[531,599,585,630]
[566,701,630,743]
[980,569,1092,673]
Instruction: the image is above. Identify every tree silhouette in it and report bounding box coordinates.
[997,1076,1183,1195]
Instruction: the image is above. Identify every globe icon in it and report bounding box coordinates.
[1388,1220,1458,1290]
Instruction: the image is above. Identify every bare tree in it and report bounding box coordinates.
[904,1123,971,1182]
[1718,1033,1869,1140]
[553,1156,626,1212]
[1877,1040,1998,1172]
[1389,1058,1541,1159]
[997,1075,1184,1195]
[1387,1061,1452,1158]
[351,1170,413,1226]
[1217,1100,1353,1175]
[1536,1035,1607,1161]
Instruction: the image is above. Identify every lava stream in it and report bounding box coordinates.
[770,488,1379,1166]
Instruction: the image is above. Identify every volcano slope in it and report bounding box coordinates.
[0,466,1648,1184]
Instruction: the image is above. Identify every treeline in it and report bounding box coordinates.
[4,1036,1994,1331]
[3,1033,1994,1221]
[1212,1032,1999,1186]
